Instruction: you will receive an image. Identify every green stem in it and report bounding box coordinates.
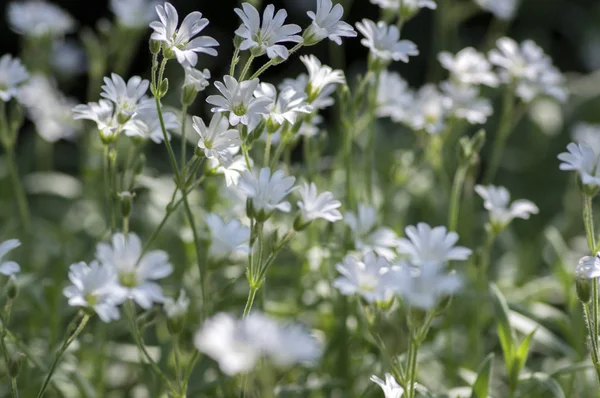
[242,147,252,169]
[264,134,272,168]
[36,314,90,398]
[230,47,241,76]
[10,379,18,398]
[249,43,303,81]
[0,333,18,398]
[484,86,515,183]
[448,163,469,232]
[243,286,258,318]
[173,335,183,393]
[583,303,600,384]
[180,104,188,170]
[365,72,380,204]
[4,148,31,234]
[238,55,255,81]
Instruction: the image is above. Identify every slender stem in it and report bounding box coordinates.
[242,147,252,169]
[448,163,468,232]
[365,72,380,204]
[4,149,31,234]
[249,43,303,81]
[264,134,272,168]
[173,335,183,392]
[484,86,515,183]
[36,314,90,398]
[0,333,18,398]
[583,303,600,384]
[10,379,18,398]
[180,105,188,170]
[582,194,600,374]
[155,95,181,179]
[243,286,258,318]
[583,194,597,253]
[238,55,255,81]
[181,196,206,317]
[230,47,241,76]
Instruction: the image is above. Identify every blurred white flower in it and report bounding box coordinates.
[111,0,159,29]
[345,204,399,260]
[0,55,29,102]
[0,239,21,276]
[304,0,357,45]
[489,37,567,103]
[183,67,211,92]
[194,312,321,375]
[206,76,271,126]
[72,100,122,139]
[576,254,600,279]
[475,0,518,21]
[376,70,414,121]
[163,289,190,318]
[405,84,446,134]
[101,73,151,120]
[440,81,492,125]
[572,123,600,154]
[51,40,86,77]
[255,83,312,127]
[370,373,404,398]
[280,74,334,110]
[193,113,241,161]
[124,107,178,143]
[558,142,600,188]
[300,55,346,102]
[19,76,80,142]
[438,47,498,87]
[397,223,472,265]
[333,252,394,303]
[297,182,342,223]
[371,0,436,15]
[150,2,218,66]
[356,19,419,64]
[238,167,296,216]
[205,213,250,260]
[96,233,173,309]
[7,0,75,37]
[475,184,539,229]
[392,261,462,309]
[63,261,122,322]
[210,154,249,187]
[234,3,302,60]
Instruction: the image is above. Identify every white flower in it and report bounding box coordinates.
[124,107,178,143]
[234,3,302,60]
[280,74,335,110]
[404,84,446,134]
[438,47,498,87]
[475,185,539,228]
[7,0,75,37]
[96,233,173,309]
[150,2,218,67]
[184,67,211,92]
[333,252,394,303]
[101,73,151,119]
[255,83,313,127]
[370,0,436,14]
[194,312,321,375]
[304,0,357,45]
[51,40,86,77]
[356,19,419,64]
[577,254,600,279]
[558,142,600,187]
[297,182,342,223]
[440,81,492,125]
[393,261,462,309]
[345,204,399,260]
[63,261,122,322]
[163,289,190,318]
[211,154,249,187]
[476,0,518,21]
[489,37,567,103]
[111,0,159,29]
[193,113,241,161]
[206,76,271,127]
[19,76,80,142]
[397,223,471,265]
[300,55,346,102]
[72,100,121,139]
[0,55,29,102]
[376,70,414,121]
[238,167,296,216]
[205,213,250,260]
[0,239,21,276]
[572,123,600,155]
[370,373,404,398]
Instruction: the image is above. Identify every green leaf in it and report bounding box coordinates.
[517,373,566,398]
[509,329,536,388]
[470,353,494,398]
[490,283,515,370]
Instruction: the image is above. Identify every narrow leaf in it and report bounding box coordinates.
[509,329,536,387]
[470,353,494,398]
[490,283,515,370]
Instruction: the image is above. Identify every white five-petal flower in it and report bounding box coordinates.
[304,0,357,46]
[205,213,250,260]
[475,185,539,229]
[0,239,21,276]
[370,373,404,398]
[376,70,414,121]
[234,3,302,60]
[558,142,600,188]
[333,252,394,303]
[238,167,296,217]
[345,204,400,260]
[356,19,419,64]
[124,106,178,143]
[397,223,471,265]
[0,55,29,102]
[150,2,219,66]
[438,47,499,87]
[193,113,241,161]
[297,182,342,223]
[577,254,600,280]
[299,55,346,102]
[100,73,151,119]
[255,83,313,127]
[440,81,493,125]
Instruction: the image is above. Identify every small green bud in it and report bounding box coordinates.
[293,214,311,231]
[435,295,453,314]
[233,35,244,49]
[118,191,134,219]
[6,276,18,300]
[159,78,169,98]
[239,124,249,141]
[117,110,134,125]
[149,39,161,55]
[134,154,146,176]
[250,46,265,57]
[182,85,198,106]
[167,316,185,335]
[246,198,255,219]
[576,277,592,303]
[8,352,25,378]
[471,129,486,153]
[407,307,427,331]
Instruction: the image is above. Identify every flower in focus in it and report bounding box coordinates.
[206,76,271,126]
[193,113,241,161]
[440,81,493,125]
[111,0,159,29]
[356,19,419,65]
[296,182,343,226]
[576,254,600,279]
[0,55,29,102]
[210,154,249,187]
[438,47,498,87]
[7,0,76,37]
[0,239,21,276]
[72,100,121,140]
[376,70,413,121]
[304,0,357,46]
[397,223,472,265]
[255,82,312,129]
[370,373,404,398]
[163,289,190,318]
[345,204,399,260]
[238,167,296,218]
[150,2,219,66]
[100,73,151,121]
[558,142,600,189]
[333,252,394,303]
[475,184,539,231]
[205,213,250,260]
[299,55,346,103]
[392,261,462,309]
[476,0,518,21]
[63,261,122,322]
[234,3,302,60]
[96,233,173,309]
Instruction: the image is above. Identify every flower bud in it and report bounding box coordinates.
[167,316,185,335]
[134,154,146,176]
[6,276,18,300]
[302,26,325,47]
[182,85,198,106]
[8,352,25,378]
[118,191,134,219]
[163,47,175,59]
[576,277,592,303]
[158,78,169,98]
[117,110,135,125]
[233,35,244,49]
[149,39,162,55]
[246,198,255,219]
